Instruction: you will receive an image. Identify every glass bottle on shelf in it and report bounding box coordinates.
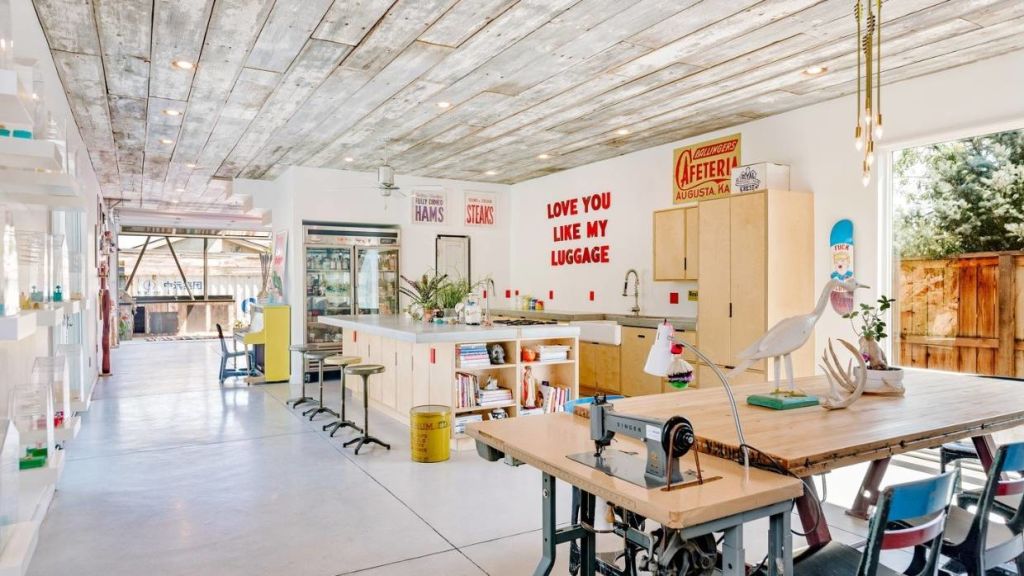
[0,209,17,316]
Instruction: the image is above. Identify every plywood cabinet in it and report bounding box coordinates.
[697,189,814,381]
[653,206,698,281]
[579,341,622,394]
[620,326,664,397]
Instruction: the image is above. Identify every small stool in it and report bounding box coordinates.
[322,355,363,436]
[287,345,316,408]
[343,364,391,454]
[302,350,340,420]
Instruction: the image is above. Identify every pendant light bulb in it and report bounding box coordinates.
[854,125,864,150]
[862,173,871,187]
[866,151,875,167]
[874,115,884,139]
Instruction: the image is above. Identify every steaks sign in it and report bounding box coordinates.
[546,191,611,267]
[673,133,741,203]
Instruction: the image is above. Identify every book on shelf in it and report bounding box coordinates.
[455,372,480,409]
[454,413,484,434]
[477,387,512,406]
[457,343,492,367]
[540,383,573,413]
[536,345,570,362]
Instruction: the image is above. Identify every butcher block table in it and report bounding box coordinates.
[608,369,1024,545]
[467,413,803,576]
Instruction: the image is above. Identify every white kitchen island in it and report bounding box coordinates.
[319,315,580,450]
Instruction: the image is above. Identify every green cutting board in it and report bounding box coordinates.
[747,393,820,410]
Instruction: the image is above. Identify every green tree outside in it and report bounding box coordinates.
[893,128,1024,259]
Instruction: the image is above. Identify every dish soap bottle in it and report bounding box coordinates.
[53,284,63,302]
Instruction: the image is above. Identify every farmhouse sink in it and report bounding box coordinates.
[569,320,622,345]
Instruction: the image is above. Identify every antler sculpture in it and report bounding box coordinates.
[819,339,868,410]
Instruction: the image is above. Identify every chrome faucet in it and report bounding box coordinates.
[622,269,640,316]
[483,277,496,325]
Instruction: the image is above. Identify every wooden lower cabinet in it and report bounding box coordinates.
[620,326,664,397]
[579,341,622,395]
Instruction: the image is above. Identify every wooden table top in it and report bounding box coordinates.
[609,369,1024,476]
[466,413,803,529]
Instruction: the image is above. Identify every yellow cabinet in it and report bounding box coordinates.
[620,327,664,397]
[579,342,598,392]
[593,344,621,394]
[697,189,814,380]
[653,206,698,281]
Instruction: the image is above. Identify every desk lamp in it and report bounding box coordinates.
[645,322,750,475]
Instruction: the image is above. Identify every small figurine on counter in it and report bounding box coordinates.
[521,365,539,408]
[489,344,506,365]
[52,284,63,302]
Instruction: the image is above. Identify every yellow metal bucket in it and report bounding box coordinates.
[410,405,452,463]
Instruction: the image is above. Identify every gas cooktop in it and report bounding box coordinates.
[492,319,559,326]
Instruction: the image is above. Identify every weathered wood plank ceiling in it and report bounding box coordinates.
[33,0,1024,211]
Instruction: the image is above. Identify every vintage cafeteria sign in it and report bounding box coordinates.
[464,191,496,227]
[673,133,741,203]
[411,190,447,225]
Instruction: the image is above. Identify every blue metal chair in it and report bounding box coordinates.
[216,324,251,382]
[934,441,1024,575]
[792,470,958,576]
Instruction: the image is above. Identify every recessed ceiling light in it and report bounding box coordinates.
[163,109,181,116]
[437,101,451,109]
[344,157,354,162]
[485,170,497,176]
[160,138,174,145]
[616,128,630,135]
[537,153,551,160]
[185,163,196,169]
[172,60,194,70]
[802,65,827,76]
[175,188,185,192]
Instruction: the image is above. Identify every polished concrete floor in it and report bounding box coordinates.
[29,340,964,575]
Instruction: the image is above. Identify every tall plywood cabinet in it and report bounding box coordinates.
[697,190,814,380]
[653,206,699,280]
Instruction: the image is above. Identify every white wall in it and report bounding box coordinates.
[244,166,511,385]
[0,0,103,403]
[510,49,1024,361]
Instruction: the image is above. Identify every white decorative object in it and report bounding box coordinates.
[731,163,790,193]
[729,278,867,394]
[859,367,905,396]
[819,339,867,410]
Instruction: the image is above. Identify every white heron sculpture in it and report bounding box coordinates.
[728,278,867,395]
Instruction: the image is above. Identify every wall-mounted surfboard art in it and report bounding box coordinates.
[829,219,855,315]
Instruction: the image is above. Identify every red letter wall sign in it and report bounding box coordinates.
[546,191,612,267]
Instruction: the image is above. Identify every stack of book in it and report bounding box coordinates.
[454,413,483,434]
[458,343,491,368]
[477,387,512,407]
[455,372,479,409]
[536,345,570,362]
[540,383,572,413]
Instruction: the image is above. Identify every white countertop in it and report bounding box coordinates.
[318,315,579,344]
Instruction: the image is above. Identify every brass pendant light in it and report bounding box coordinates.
[854,0,883,186]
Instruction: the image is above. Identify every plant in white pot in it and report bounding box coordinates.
[843,295,905,394]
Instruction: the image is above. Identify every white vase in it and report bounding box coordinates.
[857,367,905,395]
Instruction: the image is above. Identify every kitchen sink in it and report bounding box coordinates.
[569,320,622,345]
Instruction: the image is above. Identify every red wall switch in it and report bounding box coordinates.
[589,290,595,301]
[430,348,436,364]
[669,292,679,304]
[548,290,554,300]
[505,289,511,299]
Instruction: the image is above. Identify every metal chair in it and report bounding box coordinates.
[934,442,1024,575]
[322,355,362,436]
[342,364,390,454]
[287,344,316,408]
[791,470,958,576]
[301,350,339,420]
[216,324,251,382]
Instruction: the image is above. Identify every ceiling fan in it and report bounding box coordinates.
[358,141,443,202]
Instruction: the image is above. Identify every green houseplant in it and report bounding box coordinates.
[399,273,446,321]
[843,295,904,388]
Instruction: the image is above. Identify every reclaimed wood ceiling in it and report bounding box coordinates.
[33,0,1024,211]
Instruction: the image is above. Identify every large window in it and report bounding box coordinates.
[891,128,1024,377]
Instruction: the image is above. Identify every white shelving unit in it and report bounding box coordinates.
[0,312,37,341]
[0,169,77,198]
[0,139,62,171]
[21,414,79,445]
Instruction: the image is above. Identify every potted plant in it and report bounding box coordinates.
[399,273,446,322]
[843,295,903,389]
[435,278,475,323]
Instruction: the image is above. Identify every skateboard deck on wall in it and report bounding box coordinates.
[829,219,855,315]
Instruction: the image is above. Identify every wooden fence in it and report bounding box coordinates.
[897,252,1023,377]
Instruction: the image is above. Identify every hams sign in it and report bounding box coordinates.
[672,133,741,203]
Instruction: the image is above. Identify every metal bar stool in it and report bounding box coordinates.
[287,344,316,408]
[322,354,362,436]
[303,350,340,420]
[343,364,391,454]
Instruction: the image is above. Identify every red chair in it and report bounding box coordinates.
[792,470,958,576]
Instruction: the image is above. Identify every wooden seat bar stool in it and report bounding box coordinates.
[302,350,339,420]
[342,364,390,454]
[322,355,362,436]
[286,344,317,408]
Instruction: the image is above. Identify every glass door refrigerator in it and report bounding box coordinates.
[302,223,401,372]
